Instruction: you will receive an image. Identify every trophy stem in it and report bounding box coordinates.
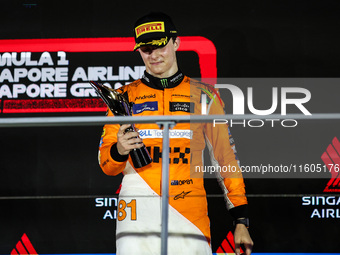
[130,145,152,169]
[127,123,152,168]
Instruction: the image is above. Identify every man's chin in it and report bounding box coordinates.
[149,69,167,78]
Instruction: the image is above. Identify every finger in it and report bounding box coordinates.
[118,124,131,135]
[120,124,131,130]
[125,131,141,140]
[126,137,143,145]
[118,137,142,154]
[244,243,253,255]
[234,242,241,255]
[132,142,144,148]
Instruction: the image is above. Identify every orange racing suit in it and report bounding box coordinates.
[98,70,248,255]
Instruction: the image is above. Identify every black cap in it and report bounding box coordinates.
[133,12,177,51]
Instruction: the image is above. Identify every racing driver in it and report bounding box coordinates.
[98,12,253,255]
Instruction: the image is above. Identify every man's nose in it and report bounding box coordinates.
[149,48,160,59]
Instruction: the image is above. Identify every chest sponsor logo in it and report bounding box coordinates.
[172,94,191,98]
[171,179,193,185]
[169,102,194,113]
[134,94,156,101]
[132,101,158,114]
[139,129,193,139]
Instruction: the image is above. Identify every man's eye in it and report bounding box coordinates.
[140,46,157,54]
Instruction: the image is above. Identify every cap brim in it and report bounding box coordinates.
[133,36,169,51]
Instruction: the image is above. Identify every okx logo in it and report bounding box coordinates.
[11,233,38,255]
[321,137,340,192]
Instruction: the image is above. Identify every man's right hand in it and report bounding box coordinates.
[116,124,144,155]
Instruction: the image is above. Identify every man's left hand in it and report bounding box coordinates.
[234,223,254,255]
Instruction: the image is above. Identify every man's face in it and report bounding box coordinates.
[138,37,180,78]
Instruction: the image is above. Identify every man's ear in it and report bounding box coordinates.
[173,37,180,51]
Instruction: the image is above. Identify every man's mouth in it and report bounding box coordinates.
[151,61,163,65]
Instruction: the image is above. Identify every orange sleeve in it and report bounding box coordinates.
[98,109,127,176]
[203,89,248,213]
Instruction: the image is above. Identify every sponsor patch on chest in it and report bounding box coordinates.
[169,102,194,113]
[133,101,158,114]
[138,129,193,139]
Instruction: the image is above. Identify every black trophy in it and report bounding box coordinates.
[89,81,152,168]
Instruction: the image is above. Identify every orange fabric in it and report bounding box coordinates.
[98,76,247,243]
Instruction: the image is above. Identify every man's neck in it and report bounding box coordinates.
[141,69,184,90]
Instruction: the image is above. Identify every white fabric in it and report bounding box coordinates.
[116,165,212,255]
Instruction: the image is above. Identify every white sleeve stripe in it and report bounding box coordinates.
[204,134,235,210]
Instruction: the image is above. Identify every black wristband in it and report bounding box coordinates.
[233,218,249,228]
[110,143,129,162]
[229,204,249,220]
